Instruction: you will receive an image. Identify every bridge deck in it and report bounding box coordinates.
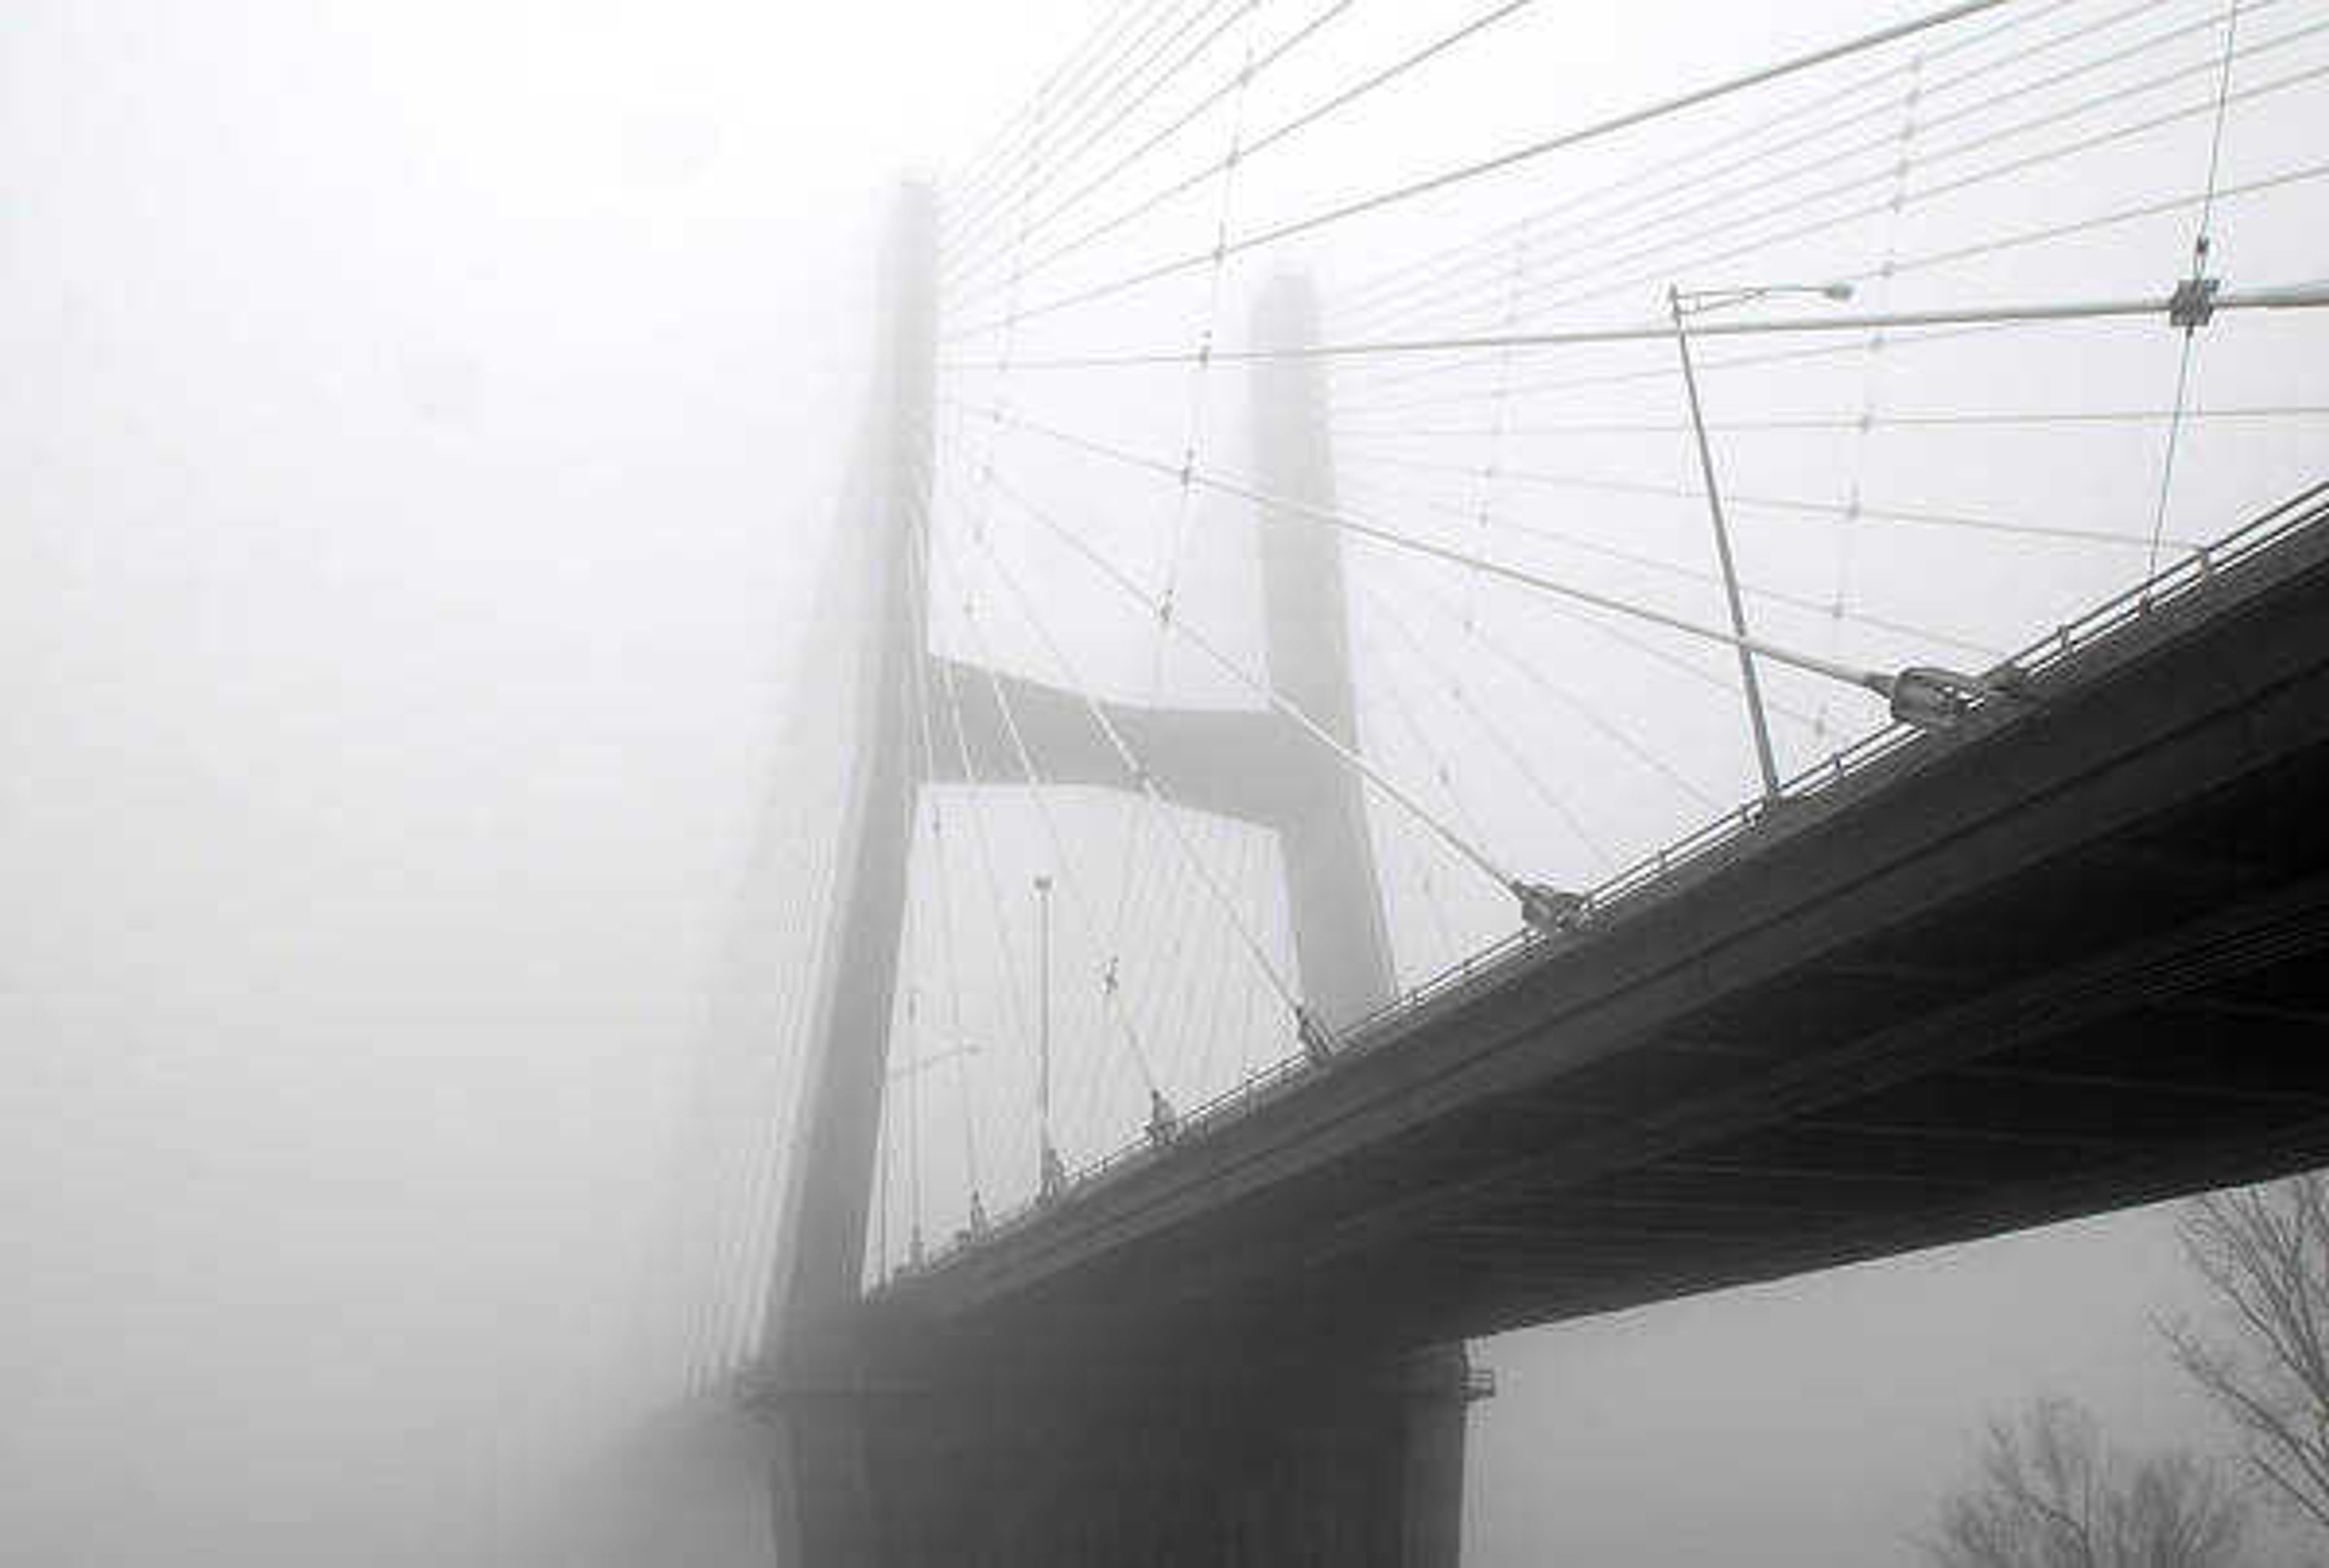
[867,484,2329,1382]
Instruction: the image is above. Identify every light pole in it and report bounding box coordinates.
[1033,874,1064,1200]
[902,986,924,1268]
[884,1037,981,1264]
[1669,280,1853,802]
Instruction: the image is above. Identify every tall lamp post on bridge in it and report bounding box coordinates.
[887,1036,984,1267]
[1670,280,1854,803]
[1033,874,1066,1202]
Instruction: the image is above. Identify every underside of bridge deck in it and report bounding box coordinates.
[1297,739,2329,1344]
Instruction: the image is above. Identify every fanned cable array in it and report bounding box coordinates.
[668,0,2329,1382]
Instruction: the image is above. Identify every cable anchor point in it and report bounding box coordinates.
[1296,1004,1336,1068]
[1144,1088,1181,1148]
[1870,666,1991,732]
[1515,880,1587,936]
[2168,273,2222,332]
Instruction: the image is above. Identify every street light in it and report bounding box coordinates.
[893,1041,992,1241]
[1669,280,1857,800]
[1033,874,1066,1201]
[885,1008,986,1270]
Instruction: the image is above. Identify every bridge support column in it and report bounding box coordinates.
[788,1339,1481,1567]
[1253,277,1476,1568]
[1399,1343,1477,1568]
[758,210,1480,1567]
[759,183,937,1568]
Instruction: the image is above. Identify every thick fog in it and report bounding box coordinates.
[5,4,1072,1561]
[5,2,2322,1566]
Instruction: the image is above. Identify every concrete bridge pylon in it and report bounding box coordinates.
[757,184,1476,1568]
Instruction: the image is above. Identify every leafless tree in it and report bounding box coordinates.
[1924,1396,2246,1568]
[2166,1172,2329,1536]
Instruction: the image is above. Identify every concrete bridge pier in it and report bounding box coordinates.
[756,1340,1477,1567]
[759,191,1479,1567]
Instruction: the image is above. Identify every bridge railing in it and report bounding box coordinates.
[1578,483,2329,925]
[884,482,2329,1288]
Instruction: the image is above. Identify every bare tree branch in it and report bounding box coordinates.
[1923,1396,2244,1568]
[2170,1173,2329,1540]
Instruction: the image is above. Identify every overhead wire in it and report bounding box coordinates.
[941,0,1159,235]
[946,0,1258,293]
[902,974,925,1262]
[1870,151,2329,281]
[1331,466,1884,715]
[979,460,1554,902]
[2151,0,2247,569]
[1345,610,1513,934]
[906,572,987,1227]
[909,0,2329,1198]
[931,646,1044,1178]
[947,0,2020,340]
[956,0,1546,323]
[949,0,1358,303]
[921,524,1170,1133]
[930,472,1132,1164]
[963,484,1319,1075]
[948,276,2329,372]
[1366,571,1724,811]
[1103,2,1265,1037]
[1139,816,1213,1082]
[691,613,865,1374]
[1328,317,2040,420]
[1189,822,1254,1090]
[957,399,2040,702]
[1300,24,2329,402]
[1328,401,2329,438]
[1501,50,2329,343]
[1459,226,1531,631]
[1340,0,2284,344]
[1355,577,1618,872]
[1114,811,1211,1105]
[946,0,1225,269]
[1349,606,1508,856]
[1335,445,2201,550]
[1331,0,2092,322]
[1341,615,1481,978]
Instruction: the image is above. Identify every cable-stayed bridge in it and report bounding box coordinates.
[656,2,2329,1561]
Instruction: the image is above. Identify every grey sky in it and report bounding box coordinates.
[4,2,2320,1564]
